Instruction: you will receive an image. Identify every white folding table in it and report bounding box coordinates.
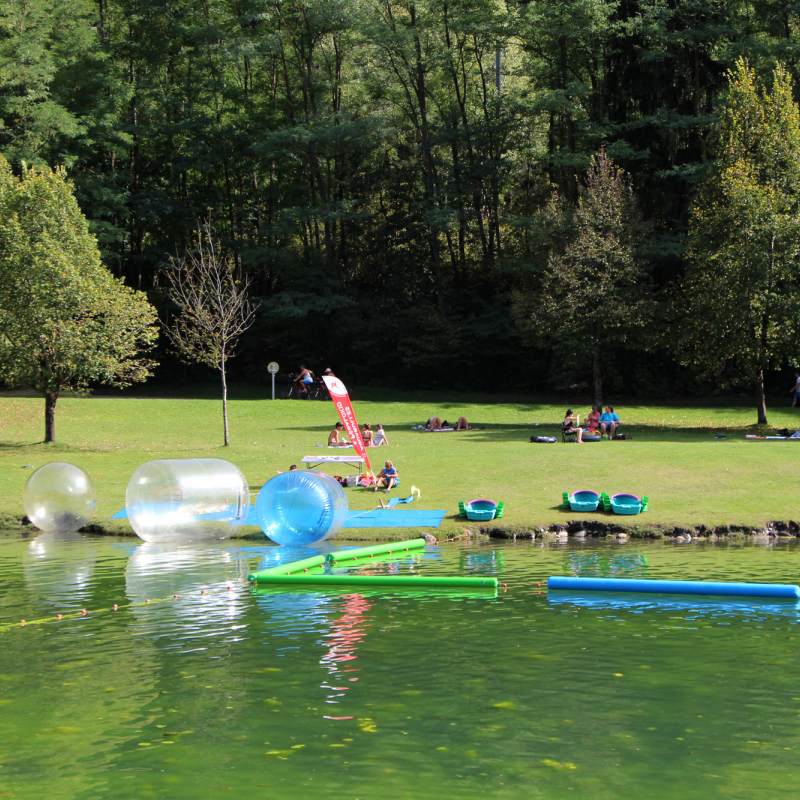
[301,455,366,475]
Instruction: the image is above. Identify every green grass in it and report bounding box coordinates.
[1,387,798,540]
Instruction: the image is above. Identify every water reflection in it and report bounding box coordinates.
[564,552,649,579]
[548,590,800,618]
[23,531,96,611]
[253,542,344,574]
[460,549,504,575]
[124,541,252,638]
[319,593,371,712]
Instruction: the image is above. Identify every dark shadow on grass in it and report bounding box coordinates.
[267,420,783,443]
[0,440,102,450]
[41,381,792,411]
[444,425,781,444]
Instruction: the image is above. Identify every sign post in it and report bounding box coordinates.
[267,362,279,400]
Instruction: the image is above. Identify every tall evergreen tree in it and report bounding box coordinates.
[515,150,653,405]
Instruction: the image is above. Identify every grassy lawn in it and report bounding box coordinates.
[1,386,798,540]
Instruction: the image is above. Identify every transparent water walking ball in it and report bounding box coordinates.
[22,462,96,533]
[255,470,348,546]
[126,458,249,543]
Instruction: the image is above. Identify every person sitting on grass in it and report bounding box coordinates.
[562,409,584,443]
[361,423,374,446]
[372,424,388,446]
[454,416,485,430]
[374,461,399,493]
[599,405,621,438]
[328,422,351,447]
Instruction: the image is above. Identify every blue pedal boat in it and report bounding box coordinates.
[461,499,504,521]
[567,490,601,512]
[610,493,648,515]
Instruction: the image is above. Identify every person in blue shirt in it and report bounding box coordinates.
[374,461,399,493]
[790,371,800,408]
[599,406,621,438]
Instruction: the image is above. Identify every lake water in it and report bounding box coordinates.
[1,533,799,799]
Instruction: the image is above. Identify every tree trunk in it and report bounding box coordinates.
[221,358,230,446]
[755,368,768,425]
[44,392,58,443]
[592,345,603,408]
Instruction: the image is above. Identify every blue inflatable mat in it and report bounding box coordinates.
[344,510,446,528]
[112,506,445,528]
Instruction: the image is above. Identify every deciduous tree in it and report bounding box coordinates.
[0,158,158,442]
[164,223,257,446]
[682,61,800,425]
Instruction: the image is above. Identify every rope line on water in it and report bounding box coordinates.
[0,586,232,635]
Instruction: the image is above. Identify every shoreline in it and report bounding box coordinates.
[4,514,799,542]
[481,520,800,541]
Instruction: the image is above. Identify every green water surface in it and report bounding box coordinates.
[1,533,799,799]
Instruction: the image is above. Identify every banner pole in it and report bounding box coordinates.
[321,376,373,476]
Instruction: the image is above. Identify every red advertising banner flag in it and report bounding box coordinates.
[322,376,373,475]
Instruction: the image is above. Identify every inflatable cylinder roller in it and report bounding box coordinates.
[326,538,426,564]
[251,574,499,588]
[248,555,326,582]
[547,576,800,599]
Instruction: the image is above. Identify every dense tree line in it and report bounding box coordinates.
[1,0,799,400]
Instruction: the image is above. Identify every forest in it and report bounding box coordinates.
[2,0,799,399]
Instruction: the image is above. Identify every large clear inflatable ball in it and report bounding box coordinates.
[126,458,249,543]
[22,462,96,533]
[256,470,348,546]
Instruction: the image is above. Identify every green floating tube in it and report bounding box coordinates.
[326,538,426,565]
[254,586,498,600]
[248,554,326,582]
[252,574,499,588]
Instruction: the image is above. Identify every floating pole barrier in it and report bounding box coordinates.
[252,574,499,588]
[326,538,426,565]
[248,555,326,582]
[547,576,800,599]
[254,586,498,600]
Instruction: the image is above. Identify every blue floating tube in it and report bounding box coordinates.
[547,576,800,599]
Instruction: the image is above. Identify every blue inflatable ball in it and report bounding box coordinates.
[256,470,348,546]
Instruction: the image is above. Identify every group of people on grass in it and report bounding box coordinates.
[421,416,480,430]
[563,406,621,443]
[328,421,389,447]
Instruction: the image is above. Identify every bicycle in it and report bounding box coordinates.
[281,379,318,399]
